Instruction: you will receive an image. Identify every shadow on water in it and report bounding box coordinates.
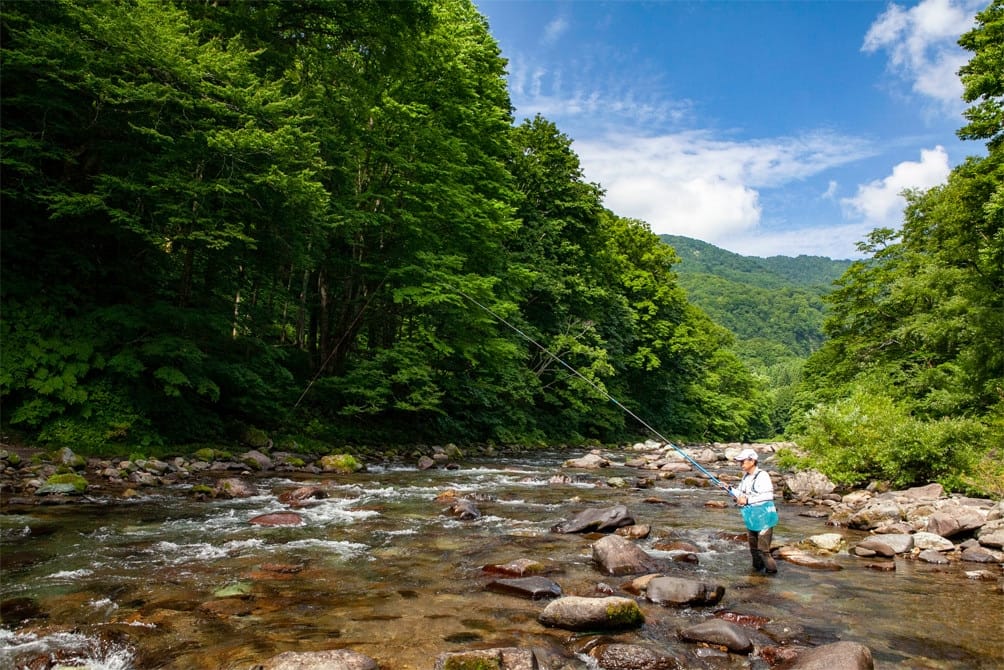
[1,451,1002,669]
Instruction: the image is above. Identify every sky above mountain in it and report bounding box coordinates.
[473,0,988,259]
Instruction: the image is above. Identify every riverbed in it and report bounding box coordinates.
[1,449,1002,669]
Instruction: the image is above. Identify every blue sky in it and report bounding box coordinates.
[473,0,988,259]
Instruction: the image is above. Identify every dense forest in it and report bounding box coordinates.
[1,0,767,453]
[1,0,1001,496]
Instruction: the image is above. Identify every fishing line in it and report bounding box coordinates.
[448,283,735,498]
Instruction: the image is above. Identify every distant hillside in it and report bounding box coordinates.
[660,235,854,362]
[661,235,851,289]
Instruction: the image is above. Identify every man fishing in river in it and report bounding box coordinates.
[730,448,779,574]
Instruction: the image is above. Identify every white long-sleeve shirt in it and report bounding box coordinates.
[733,468,774,506]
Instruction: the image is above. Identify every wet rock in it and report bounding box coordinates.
[563,452,611,469]
[482,558,545,577]
[260,649,378,670]
[538,596,644,631]
[790,640,874,669]
[213,477,256,499]
[805,533,846,552]
[434,648,536,670]
[587,642,684,670]
[615,523,650,540]
[961,545,1000,563]
[552,505,634,534]
[278,485,329,506]
[249,512,304,526]
[486,576,562,600]
[592,534,660,576]
[35,473,88,495]
[645,575,724,607]
[241,449,273,471]
[917,549,950,564]
[852,538,896,558]
[776,546,842,570]
[445,498,480,520]
[678,619,753,654]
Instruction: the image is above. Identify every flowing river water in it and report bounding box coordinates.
[1,450,1002,670]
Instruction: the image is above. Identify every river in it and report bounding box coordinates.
[1,449,1001,669]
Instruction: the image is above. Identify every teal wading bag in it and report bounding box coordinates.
[741,500,779,532]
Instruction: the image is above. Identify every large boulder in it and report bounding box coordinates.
[790,641,873,669]
[592,534,660,576]
[552,505,635,534]
[785,470,836,501]
[563,452,611,469]
[587,642,684,670]
[538,596,644,631]
[678,619,753,654]
[645,575,724,607]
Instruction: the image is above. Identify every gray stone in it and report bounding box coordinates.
[435,648,537,670]
[592,534,660,575]
[645,575,724,607]
[678,619,753,654]
[260,649,377,670]
[538,596,644,631]
[791,641,873,669]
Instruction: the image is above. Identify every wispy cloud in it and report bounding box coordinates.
[542,16,569,45]
[841,145,951,226]
[862,0,981,110]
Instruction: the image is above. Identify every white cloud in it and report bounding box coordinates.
[822,180,839,200]
[841,145,951,226]
[862,0,980,107]
[575,130,875,243]
[542,16,569,45]
[725,222,878,260]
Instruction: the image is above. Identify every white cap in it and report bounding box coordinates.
[733,448,759,462]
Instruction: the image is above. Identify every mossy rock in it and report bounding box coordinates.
[193,448,217,462]
[285,457,306,468]
[318,453,363,474]
[213,581,253,598]
[606,599,645,627]
[0,450,22,467]
[37,473,88,495]
[440,656,502,670]
[241,427,272,450]
[190,484,214,495]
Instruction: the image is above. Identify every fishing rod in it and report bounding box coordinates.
[449,283,737,499]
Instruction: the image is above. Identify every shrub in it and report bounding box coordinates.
[796,388,983,490]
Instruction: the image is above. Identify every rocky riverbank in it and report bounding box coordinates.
[2,440,1002,670]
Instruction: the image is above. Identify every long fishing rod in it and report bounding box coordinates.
[449,284,736,499]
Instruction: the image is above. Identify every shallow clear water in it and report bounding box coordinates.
[1,451,1001,669]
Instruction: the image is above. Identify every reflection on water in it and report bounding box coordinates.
[1,452,1002,669]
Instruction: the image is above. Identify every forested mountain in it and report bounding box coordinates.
[0,0,767,452]
[661,235,852,361]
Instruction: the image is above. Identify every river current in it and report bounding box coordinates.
[1,450,1001,669]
